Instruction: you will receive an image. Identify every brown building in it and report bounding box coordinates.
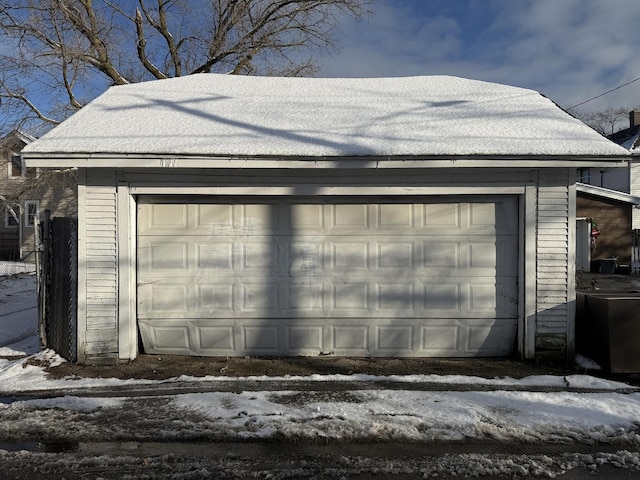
[576,183,640,270]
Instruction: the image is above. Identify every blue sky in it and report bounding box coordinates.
[2,0,639,134]
[317,0,640,116]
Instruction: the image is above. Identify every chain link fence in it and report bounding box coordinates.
[36,213,78,362]
[0,260,36,276]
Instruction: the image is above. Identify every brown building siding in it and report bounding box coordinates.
[576,194,632,264]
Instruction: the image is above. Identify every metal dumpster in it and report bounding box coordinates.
[576,292,640,373]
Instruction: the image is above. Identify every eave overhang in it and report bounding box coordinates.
[22,153,631,169]
[577,183,640,205]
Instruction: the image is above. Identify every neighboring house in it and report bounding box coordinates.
[22,74,629,365]
[0,131,77,262]
[575,183,640,271]
[0,130,40,261]
[579,110,640,230]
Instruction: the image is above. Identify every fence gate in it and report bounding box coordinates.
[37,213,78,362]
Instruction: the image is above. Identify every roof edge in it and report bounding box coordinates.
[23,153,630,169]
[577,183,640,205]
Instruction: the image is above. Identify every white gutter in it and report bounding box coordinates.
[22,153,630,169]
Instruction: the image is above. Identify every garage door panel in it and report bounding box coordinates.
[377,242,415,269]
[424,283,461,311]
[240,204,277,234]
[330,324,369,354]
[423,203,461,228]
[376,204,416,229]
[421,323,459,355]
[197,242,234,270]
[197,284,234,312]
[287,243,323,273]
[242,325,279,352]
[330,241,369,269]
[138,278,516,319]
[194,203,234,232]
[138,204,189,233]
[332,282,369,311]
[286,325,323,352]
[376,283,416,312]
[241,282,280,311]
[469,202,496,228]
[195,324,236,352]
[330,204,370,230]
[467,321,517,356]
[423,242,459,268]
[241,241,279,270]
[138,238,190,272]
[375,325,415,352]
[138,284,189,315]
[137,197,519,357]
[286,282,325,311]
[138,320,193,355]
[469,242,497,268]
[288,204,325,230]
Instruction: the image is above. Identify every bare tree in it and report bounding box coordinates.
[0,0,372,135]
[576,107,628,136]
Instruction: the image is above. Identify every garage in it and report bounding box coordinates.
[24,73,629,364]
[137,196,519,357]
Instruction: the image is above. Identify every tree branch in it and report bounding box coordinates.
[57,0,129,85]
[134,8,168,79]
[1,90,61,125]
[138,0,182,77]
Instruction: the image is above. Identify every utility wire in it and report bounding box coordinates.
[567,75,640,110]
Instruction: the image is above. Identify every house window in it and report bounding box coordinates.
[8,153,24,178]
[24,201,39,227]
[578,168,591,184]
[7,153,36,179]
[4,207,19,227]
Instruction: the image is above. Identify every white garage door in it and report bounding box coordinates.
[137,196,519,357]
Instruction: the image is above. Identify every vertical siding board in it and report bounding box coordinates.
[536,169,571,355]
[117,182,137,361]
[76,169,88,364]
[82,170,118,361]
[632,161,640,229]
[522,184,537,359]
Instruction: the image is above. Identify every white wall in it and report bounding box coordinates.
[76,167,575,364]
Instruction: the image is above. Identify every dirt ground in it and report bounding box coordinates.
[40,272,640,383]
[45,354,577,381]
[576,272,640,292]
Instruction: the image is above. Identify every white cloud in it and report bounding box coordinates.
[321,2,463,77]
[320,0,640,113]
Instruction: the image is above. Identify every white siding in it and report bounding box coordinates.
[80,170,118,362]
[72,166,578,362]
[631,160,640,230]
[601,164,630,192]
[535,170,572,354]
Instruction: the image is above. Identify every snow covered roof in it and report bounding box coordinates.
[609,127,640,155]
[2,130,36,147]
[577,183,640,205]
[23,74,628,160]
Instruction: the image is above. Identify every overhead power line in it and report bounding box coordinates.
[568,75,640,110]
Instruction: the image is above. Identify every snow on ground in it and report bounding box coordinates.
[1,374,640,446]
[0,274,639,450]
[0,271,38,357]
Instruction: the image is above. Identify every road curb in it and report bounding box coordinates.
[2,379,639,400]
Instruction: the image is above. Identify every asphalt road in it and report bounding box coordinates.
[1,440,640,479]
